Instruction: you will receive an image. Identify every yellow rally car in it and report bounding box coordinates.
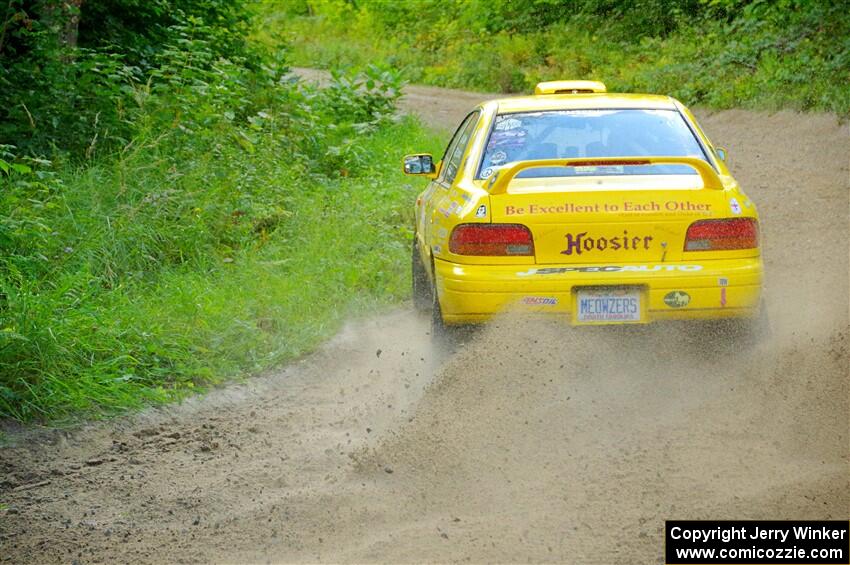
[405,80,764,336]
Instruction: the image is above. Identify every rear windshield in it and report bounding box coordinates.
[477,109,709,180]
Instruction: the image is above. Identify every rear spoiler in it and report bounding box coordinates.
[485,156,723,195]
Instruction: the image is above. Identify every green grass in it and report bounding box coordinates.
[0,118,444,423]
[0,1,449,425]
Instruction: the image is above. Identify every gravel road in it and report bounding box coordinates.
[1,75,847,564]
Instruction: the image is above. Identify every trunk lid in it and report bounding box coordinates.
[487,161,728,264]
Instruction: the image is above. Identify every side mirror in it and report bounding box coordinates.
[403,153,437,177]
[715,147,727,162]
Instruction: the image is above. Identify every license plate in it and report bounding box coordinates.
[575,287,643,324]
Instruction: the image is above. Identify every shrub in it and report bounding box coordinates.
[0,0,417,422]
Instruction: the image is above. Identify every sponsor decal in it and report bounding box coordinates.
[718,277,728,287]
[664,291,691,308]
[517,265,704,276]
[506,203,600,215]
[490,150,508,165]
[437,227,448,238]
[729,197,742,214]
[663,200,712,212]
[521,296,558,306]
[561,231,653,256]
[625,200,713,212]
[503,200,712,216]
[720,287,727,307]
[494,116,523,131]
[481,167,495,179]
[475,204,487,218]
[486,127,526,152]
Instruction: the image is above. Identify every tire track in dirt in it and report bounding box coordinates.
[1,77,847,564]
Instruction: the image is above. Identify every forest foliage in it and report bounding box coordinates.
[0,0,434,421]
[280,0,849,115]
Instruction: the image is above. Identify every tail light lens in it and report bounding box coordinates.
[449,224,534,256]
[685,218,759,251]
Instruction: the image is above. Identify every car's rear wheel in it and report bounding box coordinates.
[694,300,770,353]
[728,300,771,346]
[743,299,771,343]
[430,277,453,349]
[429,271,474,352]
[411,239,431,312]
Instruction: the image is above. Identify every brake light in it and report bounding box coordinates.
[684,218,759,251]
[449,224,534,256]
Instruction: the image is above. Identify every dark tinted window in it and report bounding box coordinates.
[478,109,708,179]
[441,112,479,184]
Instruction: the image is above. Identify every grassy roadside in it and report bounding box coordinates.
[0,117,441,423]
[276,1,849,116]
[1,1,454,424]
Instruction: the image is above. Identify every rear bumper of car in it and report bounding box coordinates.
[434,257,763,325]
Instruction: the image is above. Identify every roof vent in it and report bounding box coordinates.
[534,80,607,95]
